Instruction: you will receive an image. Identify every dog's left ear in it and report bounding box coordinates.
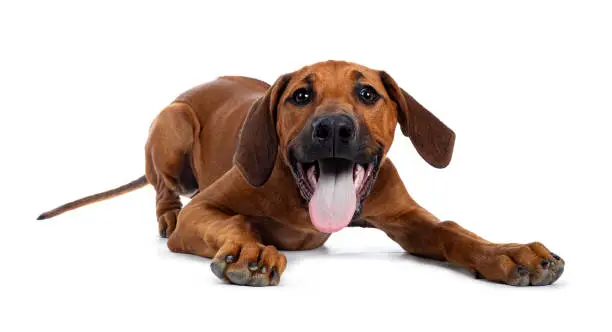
[234,74,292,187]
[380,71,455,168]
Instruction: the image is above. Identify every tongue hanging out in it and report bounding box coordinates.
[308,159,364,233]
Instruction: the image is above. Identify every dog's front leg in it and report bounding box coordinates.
[167,197,287,287]
[364,161,565,286]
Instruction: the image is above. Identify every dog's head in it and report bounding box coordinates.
[234,61,455,232]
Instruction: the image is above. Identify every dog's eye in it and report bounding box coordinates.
[290,88,313,106]
[357,86,379,105]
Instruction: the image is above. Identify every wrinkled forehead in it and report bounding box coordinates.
[284,62,387,98]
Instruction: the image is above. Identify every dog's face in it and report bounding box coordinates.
[235,61,455,233]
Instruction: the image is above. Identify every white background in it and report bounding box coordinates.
[2,1,611,331]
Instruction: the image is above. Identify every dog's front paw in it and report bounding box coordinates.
[471,242,565,286]
[210,242,287,286]
[158,209,180,238]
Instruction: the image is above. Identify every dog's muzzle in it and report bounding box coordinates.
[289,113,381,233]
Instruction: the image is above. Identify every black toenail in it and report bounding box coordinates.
[225,255,236,263]
[160,228,167,238]
[210,261,225,279]
[270,268,279,282]
[227,270,249,285]
[260,265,268,273]
[248,262,259,271]
[540,259,551,269]
[517,266,529,276]
[551,253,561,260]
[473,270,484,279]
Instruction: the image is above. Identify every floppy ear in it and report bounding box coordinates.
[380,71,455,168]
[234,74,292,187]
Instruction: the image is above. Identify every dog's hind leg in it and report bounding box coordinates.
[145,102,200,238]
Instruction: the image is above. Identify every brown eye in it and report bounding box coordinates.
[291,88,312,106]
[358,85,379,105]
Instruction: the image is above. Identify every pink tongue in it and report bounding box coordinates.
[308,160,357,233]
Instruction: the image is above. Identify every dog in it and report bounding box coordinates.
[38,60,564,286]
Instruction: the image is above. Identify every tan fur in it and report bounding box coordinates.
[39,61,564,287]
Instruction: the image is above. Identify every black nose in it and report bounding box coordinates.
[312,114,356,147]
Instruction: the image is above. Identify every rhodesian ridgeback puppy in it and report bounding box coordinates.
[39,60,564,286]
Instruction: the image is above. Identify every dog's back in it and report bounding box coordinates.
[38,76,269,220]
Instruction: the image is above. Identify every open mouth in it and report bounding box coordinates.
[292,156,379,233]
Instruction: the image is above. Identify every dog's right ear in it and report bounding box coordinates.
[234,74,292,187]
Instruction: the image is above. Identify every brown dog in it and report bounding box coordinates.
[38,60,564,286]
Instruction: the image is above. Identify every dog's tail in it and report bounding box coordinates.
[37,175,149,220]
